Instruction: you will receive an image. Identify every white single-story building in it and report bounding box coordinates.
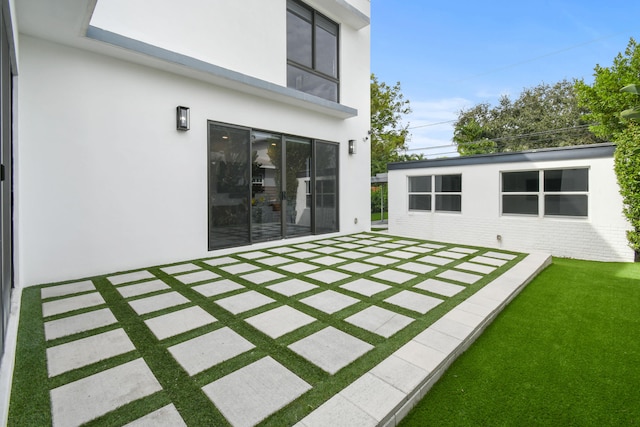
[387,143,634,262]
[0,0,371,364]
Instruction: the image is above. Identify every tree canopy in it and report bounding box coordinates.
[370,74,414,175]
[453,79,603,156]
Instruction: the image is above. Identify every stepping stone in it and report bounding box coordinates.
[414,278,465,297]
[109,271,155,285]
[456,262,496,274]
[174,270,220,284]
[311,256,344,266]
[419,242,445,249]
[42,292,106,317]
[192,279,244,297]
[396,262,437,274]
[129,292,189,315]
[395,240,420,245]
[202,357,311,426]
[335,251,368,260]
[358,246,386,254]
[246,306,316,338]
[41,280,95,299]
[372,270,416,284]
[312,246,343,254]
[438,269,483,285]
[220,263,260,275]
[306,270,351,284]
[403,246,434,254]
[334,236,358,242]
[294,243,321,250]
[288,327,373,374]
[449,247,478,254]
[241,270,286,284]
[145,306,217,340]
[417,255,454,266]
[117,280,170,298]
[340,279,390,297]
[386,250,417,259]
[338,262,377,274]
[287,251,318,259]
[354,239,378,246]
[279,262,317,274]
[256,256,291,266]
[483,251,517,260]
[203,256,237,266]
[124,404,186,427]
[435,250,467,259]
[47,329,135,377]
[44,308,118,341]
[314,239,339,245]
[364,256,398,266]
[160,263,199,275]
[268,246,297,254]
[238,251,270,259]
[472,255,509,266]
[50,358,162,427]
[372,237,392,241]
[336,243,362,250]
[266,279,317,296]
[168,327,255,376]
[215,291,275,314]
[345,306,413,338]
[377,243,404,249]
[300,290,359,314]
[384,291,443,314]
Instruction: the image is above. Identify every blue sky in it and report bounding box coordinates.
[371,1,640,157]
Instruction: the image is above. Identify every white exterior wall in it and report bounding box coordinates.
[15,1,371,286]
[388,154,634,262]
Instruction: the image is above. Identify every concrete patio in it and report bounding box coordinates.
[5,232,550,426]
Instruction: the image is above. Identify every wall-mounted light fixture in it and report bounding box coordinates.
[348,139,356,155]
[176,106,190,131]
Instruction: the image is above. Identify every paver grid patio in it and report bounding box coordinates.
[9,232,539,427]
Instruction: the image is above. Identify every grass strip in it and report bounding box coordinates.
[400,258,640,426]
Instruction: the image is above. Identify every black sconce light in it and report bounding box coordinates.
[176,106,190,131]
[348,139,356,155]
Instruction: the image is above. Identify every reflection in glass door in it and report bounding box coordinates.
[314,141,339,233]
[284,137,312,237]
[251,131,282,242]
[208,123,251,250]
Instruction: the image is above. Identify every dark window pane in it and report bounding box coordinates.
[315,16,338,78]
[287,65,337,102]
[544,169,588,192]
[409,194,431,211]
[502,195,539,215]
[435,194,461,212]
[314,141,339,233]
[287,9,312,67]
[545,195,588,216]
[408,176,431,192]
[435,174,461,192]
[502,171,539,192]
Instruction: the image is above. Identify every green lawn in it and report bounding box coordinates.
[371,212,388,221]
[400,258,640,426]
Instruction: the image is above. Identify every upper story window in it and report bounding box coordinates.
[501,168,589,217]
[287,0,339,102]
[408,174,462,213]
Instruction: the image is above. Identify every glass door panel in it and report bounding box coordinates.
[314,141,338,233]
[284,137,312,237]
[251,131,282,242]
[208,123,251,250]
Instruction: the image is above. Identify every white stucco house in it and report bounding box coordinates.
[0,0,370,365]
[387,143,634,262]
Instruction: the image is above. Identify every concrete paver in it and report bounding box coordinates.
[340,278,390,296]
[124,404,186,427]
[414,278,465,297]
[417,255,454,266]
[160,263,200,275]
[215,291,275,314]
[456,261,496,274]
[300,290,359,314]
[345,306,413,337]
[192,279,244,297]
[384,290,443,314]
[371,269,416,284]
[438,269,483,284]
[44,308,118,340]
[108,271,155,285]
[174,269,220,284]
[266,278,317,296]
[144,306,217,340]
[128,291,189,315]
[42,292,106,317]
[306,270,351,283]
[246,305,316,338]
[338,262,378,274]
[41,280,95,299]
[117,280,170,298]
[240,269,286,284]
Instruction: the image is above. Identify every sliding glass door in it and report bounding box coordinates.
[208,122,337,250]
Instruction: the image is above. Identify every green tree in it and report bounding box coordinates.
[576,38,640,261]
[575,38,640,139]
[454,80,602,155]
[370,74,412,175]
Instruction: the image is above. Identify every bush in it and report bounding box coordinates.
[614,123,640,261]
[371,186,388,214]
